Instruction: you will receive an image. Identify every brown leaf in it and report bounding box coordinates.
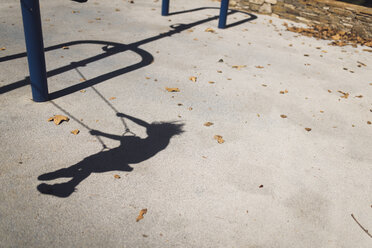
[262,84,267,87]
[109,97,116,100]
[328,89,332,93]
[338,91,349,99]
[205,28,215,33]
[214,135,225,144]
[48,115,70,125]
[165,87,180,92]
[204,122,213,127]
[62,46,69,50]
[0,47,6,51]
[279,89,288,94]
[114,174,121,179]
[305,128,312,132]
[217,70,222,73]
[189,76,197,82]
[355,95,363,98]
[363,49,372,53]
[367,121,371,125]
[80,89,86,93]
[208,81,215,84]
[232,65,247,70]
[70,129,80,135]
[255,65,264,69]
[259,185,264,188]
[280,115,287,118]
[136,209,147,222]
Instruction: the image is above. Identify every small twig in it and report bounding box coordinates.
[351,213,372,239]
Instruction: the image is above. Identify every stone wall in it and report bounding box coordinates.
[231,0,372,39]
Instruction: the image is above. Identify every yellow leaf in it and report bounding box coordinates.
[205,28,215,33]
[338,91,349,99]
[214,135,224,144]
[136,209,147,222]
[165,87,180,92]
[189,76,197,82]
[0,47,6,51]
[70,129,79,135]
[80,89,86,93]
[255,65,264,69]
[62,46,69,50]
[232,65,247,70]
[114,174,121,179]
[208,81,215,84]
[48,115,70,125]
[204,122,213,127]
[109,97,116,100]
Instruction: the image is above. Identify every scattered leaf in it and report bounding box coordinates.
[257,113,260,117]
[204,122,213,127]
[189,76,197,82]
[259,185,264,188]
[218,59,224,63]
[338,91,349,99]
[0,47,6,51]
[48,115,69,125]
[217,70,222,73]
[80,89,86,93]
[214,135,224,144]
[136,209,147,222]
[114,174,121,179]
[368,121,371,125]
[142,234,148,238]
[62,46,69,50]
[72,10,80,13]
[232,65,247,70]
[145,77,150,79]
[305,128,312,132]
[205,28,215,33]
[70,129,79,135]
[188,107,193,111]
[262,84,267,87]
[208,81,215,84]
[279,89,288,94]
[255,65,264,69]
[328,89,332,93]
[280,115,287,118]
[357,61,366,67]
[355,95,363,98]
[95,17,101,20]
[304,54,309,57]
[166,88,180,92]
[320,110,324,113]
[109,97,116,100]
[79,78,86,82]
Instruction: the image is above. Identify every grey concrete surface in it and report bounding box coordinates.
[1,0,372,247]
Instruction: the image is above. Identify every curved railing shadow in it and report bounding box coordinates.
[0,8,257,99]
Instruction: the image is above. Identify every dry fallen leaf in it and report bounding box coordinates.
[145,77,150,79]
[255,65,264,69]
[232,65,247,70]
[136,209,147,222]
[80,89,86,93]
[328,89,332,93]
[79,78,86,82]
[71,129,79,135]
[189,76,197,82]
[0,47,6,51]
[95,17,101,20]
[217,70,222,73]
[355,95,363,98]
[259,185,264,188]
[204,122,213,127]
[205,28,215,33]
[48,115,70,125]
[208,81,215,84]
[114,174,121,179]
[305,128,312,132]
[214,135,225,144]
[109,97,116,100]
[367,121,371,125]
[165,87,180,92]
[280,115,287,118]
[280,89,288,94]
[262,84,267,87]
[62,46,69,50]
[338,91,349,99]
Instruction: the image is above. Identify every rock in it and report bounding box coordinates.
[265,0,277,4]
[259,3,272,14]
[249,0,265,5]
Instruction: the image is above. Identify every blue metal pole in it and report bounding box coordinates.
[218,0,229,29]
[162,0,169,16]
[20,0,49,102]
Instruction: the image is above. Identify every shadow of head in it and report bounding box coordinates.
[147,121,184,138]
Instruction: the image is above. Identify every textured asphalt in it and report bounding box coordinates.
[0,0,372,247]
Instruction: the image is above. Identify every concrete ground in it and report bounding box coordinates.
[1,0,371,247]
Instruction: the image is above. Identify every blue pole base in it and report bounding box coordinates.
[218,0,229,29]
[20,0,49,102]
[162,0,169,16]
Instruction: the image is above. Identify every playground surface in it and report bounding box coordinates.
[1,0,372,247]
